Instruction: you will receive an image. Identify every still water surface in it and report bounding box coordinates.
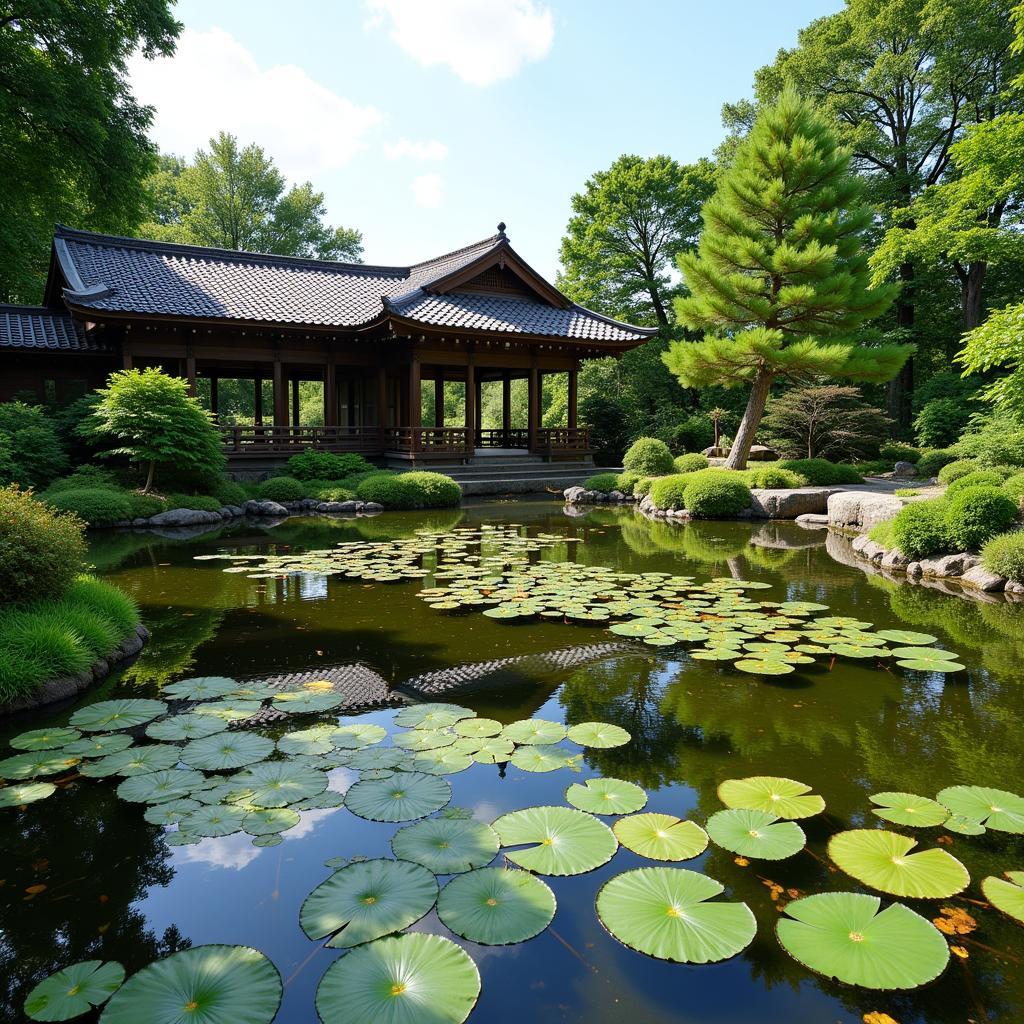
[3,500,1023,1023]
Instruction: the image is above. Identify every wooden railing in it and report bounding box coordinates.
[477,428,530,448]
[219,425,382,456]
[533,427,592,453]
[383,427,471,457]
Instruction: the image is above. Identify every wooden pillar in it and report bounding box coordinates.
[434,374,445,428]
[348,379,357,427]
[291,378,300,426]
[409,356,422,430]
[465,359,476,451]
[527,365,539,452]
[475,378,483,435]
[568,366,578,429]
[122,348,134,371]
[273,355,287,427]
[377,366,388,428]
[210,375,219,417]
[254,375,263,426]
[185,346,197,397]
[324,359,337,427]
[502,373,511,438]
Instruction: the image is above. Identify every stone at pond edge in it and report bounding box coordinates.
[827,492,903,532]
[749,488,841,519]
[961,565,1006,592]
[146,508,223,527]
[244,499,290,517]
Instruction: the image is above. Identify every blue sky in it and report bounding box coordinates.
[132,0,843,278]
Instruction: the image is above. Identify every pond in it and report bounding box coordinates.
[2,500,1023,1023]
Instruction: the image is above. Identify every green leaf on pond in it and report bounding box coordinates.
[117,768,205,804]
[242,807,301,835]
[502,719,567,745]
[162,676,238,701]
[25,960,125,1021]
[875,630,938,645]
[143,799,200,825]
[869,792,949,828]
[179,804,248,838]
[146,714,229,742]
[394,703,473,729]
[191,700,262,722]
[437,867,555,945]
[62,733,133,758]
[79,745,180,779]
[412,747,474,775]
[734,658,796,675]
[937,785,1024,834]
[393,729,457,751]
[982,871,1024,925]
[270,692,345,714]
[492,805,617,876]
[330,724,387,749]
[232,761,328,808]
[10,727,81,751]
[70,699,167,732]
[613,812,708,861]
[566,722,631,748]
[718,776,825,819]
[453,717,502,739]
[391,817,499,873]
[345,771,451,822]
[180,732,275,772]
[565,777,647,815]
[510,744,581,773]
[0,750,78,780]
[706,808,805,860]
[0,781,56,808]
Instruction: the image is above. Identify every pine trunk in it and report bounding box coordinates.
[725,369,773,470]
[143,459,156,494]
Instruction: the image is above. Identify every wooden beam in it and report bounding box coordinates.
[475,376,482,434]
[568,366,578,429]
[185,346,197,397]
[324,359,337,426]
[377,365,388,428]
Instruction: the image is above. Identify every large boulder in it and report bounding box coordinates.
[749,487,841,519]
[893,461,918,478]
[147,507,223,527]
[827,491,903,532]
[244,499,289,517]
[563,486,587,503]
[918,553,977,577]
[961,565,1006,592]
[318,500,359,513]
[747,444,779,462]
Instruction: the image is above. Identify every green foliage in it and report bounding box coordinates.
[632,477,656,498]
[87,369,225,491]
[894,488,920,498]
[355,471,461,510]
[938,459,980,485]
[0,3,181,301]
[615,471,641,494]
[880,442,920,463]
[0,402,68,488]
[648,474,692,511]
[744,466,806,488]
[1002,472,1024,502]
[944,486,1019,552]
[914,399,971,449]
[286,450,373,481]
[213,480,251,507]
[891,500,952,560]
[868,519,896,548]
[141,134,363,260]
[776,459,862,485]
[946,470,1008,495]
[673,453,709,473]
[165,494,221,513]
[623,437,674,475]
[681,470,753,519]
[981,530,1024,583]
[40,487,133,527]
[256,476,306,502]
[125,493,167,518]
[309,482,356,502]
[952,415,1024,467]
[45,466,120,493]
[672,414,716,455]
[584,473,622,492]
[0,485,86,605]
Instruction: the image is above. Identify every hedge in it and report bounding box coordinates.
[744,466,807,488]
[776,459,862,485]
[165,494,222,513]
[39,487,134,528]
[981,531,1024,584]
[937,459,979,485]
[355,471,461,509]
[683,470,752,518]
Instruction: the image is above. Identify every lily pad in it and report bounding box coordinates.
[233,761,328,808]
[453,717,502,739]
[566,722,631,748]
[145,714,229,742]
[10,727,81,751]
[492,805,617,876]
[828,829,969,898]
[162,676,239,701]
[502,719,567,745]
[79,745,180,778]
[191,700,262,722]
[613,813,709,861]
[300,858,438,947]
[242,807,301,835]
[393,729,457,752]
[116,768,206,804]
[0,782,57,808]
[62,734,133,758]
[99,944,282,1024]
[394,703,473,729]
[271,691,345,714]
[734,658,795,675]
[345,771,451,822]
[412,747,474,775]
[705,808,805,860]
[875,630,938,645]
[330,724,387,749]
[25,960,125,1021]
[180,804,248,838]
[869,792,949,828]
[391,817,499,873]
[180,732,275,771]
[69,699,167,732]
[776,892,949,990]
[596,867,756,963]
[144,799,200,826]
[510,744,581,773]
[936,785,1024,833]
[0,750,78,780]
[466,737,515,764]
[276,727,337,756]
[982,871,1024,925]
[314,933,479,1024]
[565,777,647,815]
[718,776,825,819]
[437,867,555,945]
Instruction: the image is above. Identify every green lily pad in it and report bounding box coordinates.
[502,718,567,745]
[394,703,473,729]
[943,814,987,836]
[69,699,167,732]
[243,807,301,835]
[180,732,275,771]
[10,727,81,751]
[875,630,938,645]
[79,745,180,778]
[596,867,756,963]
[890,647,962,671]
[300,858,438,947]
[706,808,805,860]
[191,700,262,722]
[0,782,57,808]
[276,726,337,756]
[492,805,617,876]
[510,744,581,773]
[613,813,708,861]
[718,776,825,819]
[144,799,200,825]
[565,722,631,748]
[412,747,474,775]
[776,892,949,990]
[62,734,133,758]
[164,830,200,847]
[145,714,229,742]
[162,676,239,701]
[937,785,1024,833]
[565,777,647,815]
[393,729,457,751]
[453,717,502,739]
[437,867,555,945]
[982,871,1024,925]
[734,658,796,675]
[271,691,345,714]
[252,834,282,848]
[345,771,451,822]
[232,761,328,808]
[828,829,969,898]
[25,960,125,1021]
[330,724,387,749]
[0,750,78,780]
[116,768,206,804]
[99,944,282,1023]
[391,817,499,873]
[466,737,515,764]
[869,792,949,828]
[314,933,479,1024]
[896,658,965,673]
[180,804,248,838]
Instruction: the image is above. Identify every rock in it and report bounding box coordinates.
[224,505,244,517]
[960,565,1006,592]
[361,502,384,513]
[244,499,289,517]
[563,486,586,503]
[851,534,872,553]
[131,517,149,526]
[701,446,727,458]
[747,444,780,462]
[749,487,841,519]
[609,490,625,502]
[1005,580,1024,594]
[893,460,918,478]
[318,500,359,513]
[638,494,656,515]
[918,553,973,577]
[147,507,223,527]
[827,491,903,532]
[906,561,922,578]
[880,548,910,569]
[795,513,829,527]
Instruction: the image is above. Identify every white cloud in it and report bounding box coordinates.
[177,833,261,871]
[129,27,382,181]
[366,0,554,86]
[384,138,449,161]
[412,173,444,208]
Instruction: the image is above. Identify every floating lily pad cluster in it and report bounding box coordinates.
[207,529,965,677]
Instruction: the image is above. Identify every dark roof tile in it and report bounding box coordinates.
[0,306,105,351]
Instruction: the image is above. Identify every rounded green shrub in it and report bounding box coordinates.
[880,442,920,463]
[45,466,120,493]
[673,453,710,473]
[915,448,956,478]
[125,493,167,518]
[649,474,692,511]
[165,494,222,513]
[944,486,1019,552]
[776,459,862,485]
[981,530,1024,584]
[40,487,133,528]
[214,481,251,507]
[891,499,951,559]
[312,484,356,502]
[682,470,753,519]
[286,450,374,481]
[583,472,621,492]
[946,469,1007,495]
[356,471,461,509]
[632,476,655,497]
[937,458,979,484]
[1,485,87,604]
[745,466,807,488]
[622,437,674,476]
[1002,472,1024,502]
[256,476,306,502]
[615,471,640,494]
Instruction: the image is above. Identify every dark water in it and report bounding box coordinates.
[3,500,1023,1023]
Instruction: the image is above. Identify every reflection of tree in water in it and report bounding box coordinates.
[120,605,225,690]
[0,784,188,1022]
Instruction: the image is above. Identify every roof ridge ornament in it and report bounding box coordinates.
[497,221,507,238]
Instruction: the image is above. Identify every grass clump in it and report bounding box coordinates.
[623,437,674,476]
[673,453,709,473]
[981,531,1024,584]
[894,488,919,497]
[868,519,896,548]
[356,471,461,509]
[776,459,862,485]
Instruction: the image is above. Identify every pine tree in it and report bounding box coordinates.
[664,90,909,469]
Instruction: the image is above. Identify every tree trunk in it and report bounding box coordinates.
[725,369,773,470]
[143,459,155,494]
[886,261,915,433]
[961,262,986,333]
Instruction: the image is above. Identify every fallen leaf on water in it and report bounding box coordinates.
[24,884,46,895]
[97,923,110,934]
[936,835,953,845]
[933,907,977,936]
[863,1013,899,1024]
[734,856,750,867]
[762,880,784,901]
[950,945,969,959]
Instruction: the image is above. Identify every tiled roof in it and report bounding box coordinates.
[52,226,655,342]
[0,305,105,351]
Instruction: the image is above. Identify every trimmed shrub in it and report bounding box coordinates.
[165,494,221,513]
[981,531,1024,584]
[916,449,956,478]
[1,485,87,604]
[673,453,710,473]
[946,469,1007,495]
[745,466,807,488]
[937,459,980,485]
[356,471,461,510]
[682,470,752,519]
[286,450,374,481]
[125,493,167,518]
[891,499,951,559]
[45,466,121,493]
[311,484,356,502]
[256,476,306,502]
[649,474,692,511]
[880,442,920,463]
[776,459,862,485]
[633,476,656,497]
[615,471,640,494]
[341,468,396,489]
[583,472,621,492]
[214,480,251,507]
[623,437,674,476]
[944,486,1019,552]
[40,487,133,528]
[1002,472,1024,502]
